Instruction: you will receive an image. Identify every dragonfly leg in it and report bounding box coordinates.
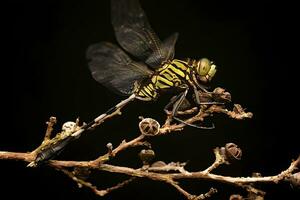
[163,93,183,114]
[192,73,209,93]
[170,86,215,129]
[171,88,189,117]
[173,116,215,129]
[163,86,215,129]
[193,85,201,105]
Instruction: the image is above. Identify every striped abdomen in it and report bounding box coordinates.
[134,59,191,101]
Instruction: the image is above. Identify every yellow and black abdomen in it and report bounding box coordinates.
[134,59,190,101]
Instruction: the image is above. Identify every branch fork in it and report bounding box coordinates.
[0,87,298,199]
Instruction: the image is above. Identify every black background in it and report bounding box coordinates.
[1,0,299,200]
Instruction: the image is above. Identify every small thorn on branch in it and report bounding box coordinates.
[75,117,80,126]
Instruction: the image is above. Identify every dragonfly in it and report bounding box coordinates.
[87,0,217,122]
[30,0,218,167]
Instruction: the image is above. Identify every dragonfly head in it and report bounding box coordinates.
[196,58,217,83]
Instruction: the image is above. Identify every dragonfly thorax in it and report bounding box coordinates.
[133,58,217,101]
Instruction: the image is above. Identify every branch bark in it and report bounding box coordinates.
[0,88,297,199]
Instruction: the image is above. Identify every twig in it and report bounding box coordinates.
[1,147,298,198]
[149,161,190,174]
[169,181,194,199]
[160,104,251,134]
[199,188,218,200]
[203,148,226,174]
[0,87,297,199]
[92,134,146,164]
[170,181,217,200]
[43,116,57,141]
[46,156,299,190]
[59,168,136,196]
[96,177,136,196]
[60,168,99,192]
[239,184,265,197]
[0,151,34,162]
[172,155,300,184]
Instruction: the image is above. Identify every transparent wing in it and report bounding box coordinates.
[86,42,152,96]
[146,32,178,67]
[111,0,177,68]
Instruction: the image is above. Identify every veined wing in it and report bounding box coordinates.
[146,32,178,67]
[111,0,178,68]
[86,42,152,96]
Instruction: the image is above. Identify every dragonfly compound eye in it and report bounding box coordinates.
[196,58,217,82]
[208,64,217,80]
[197,58,211,76]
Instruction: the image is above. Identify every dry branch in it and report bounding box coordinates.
[0,87,298,199]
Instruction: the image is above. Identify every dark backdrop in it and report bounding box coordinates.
[1,0,298,200]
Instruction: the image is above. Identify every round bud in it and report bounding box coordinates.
[139,149,155,165]
[225,143,242,161]
[106,143,113,152]
[139,118,160,136]
[62,121,76,132]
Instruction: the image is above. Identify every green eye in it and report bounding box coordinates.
[208,64,217,78]
[198,58,211,76]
